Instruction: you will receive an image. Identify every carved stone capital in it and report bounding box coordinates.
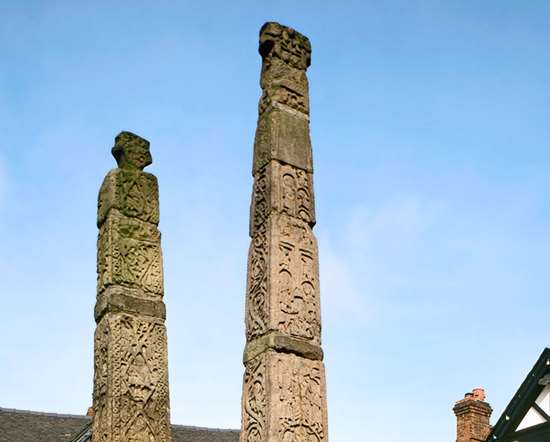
[259,22,311,70]
[258,22,312,116]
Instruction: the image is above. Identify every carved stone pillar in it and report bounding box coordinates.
[92,132,172,442]
[240,22,329,442]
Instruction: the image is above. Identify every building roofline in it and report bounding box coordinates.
[0,407,240,433]
[0,407,91,420]
[487,347,550,441]
[171,423,240,433]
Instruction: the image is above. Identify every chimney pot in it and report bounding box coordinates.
[453,388,492,442]
[473,388,486,401]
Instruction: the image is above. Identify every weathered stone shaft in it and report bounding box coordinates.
[241,23,329,442]
[92,132,172,442]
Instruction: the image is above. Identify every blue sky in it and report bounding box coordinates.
[1,1,550,441]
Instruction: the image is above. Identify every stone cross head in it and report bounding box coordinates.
[112,131,152,170]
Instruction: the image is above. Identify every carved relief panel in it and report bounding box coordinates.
[259,67,309,116]
[250,161,315,236]
[92,313,171,442]
[98,169,159,227]
[241,352,328,442]
[246,214,321,344]
[269,215,321,344]
[97,213,164,299]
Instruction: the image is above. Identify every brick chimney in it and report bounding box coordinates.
[453,388,492,442]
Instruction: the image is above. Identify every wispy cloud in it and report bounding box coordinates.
[319,197,440,327]
[319,234,368,326]
[346,198,427,250]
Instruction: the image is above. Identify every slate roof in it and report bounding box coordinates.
[0,408,240,442]
[171,425,239,442]
[0,408,91,442]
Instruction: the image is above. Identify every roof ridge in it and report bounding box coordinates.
[0,407,91,420]
[171,423,239,432]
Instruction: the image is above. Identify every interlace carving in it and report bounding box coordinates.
[246,222,269,339]
[242,356,267,442]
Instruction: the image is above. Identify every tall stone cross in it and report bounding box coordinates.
[240,22,329,442]
[92,132,172,442]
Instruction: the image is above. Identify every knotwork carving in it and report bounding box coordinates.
[241,356,267,442]
[250,166,269,236]
[92,320,110,442]
[246,222,269,340]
